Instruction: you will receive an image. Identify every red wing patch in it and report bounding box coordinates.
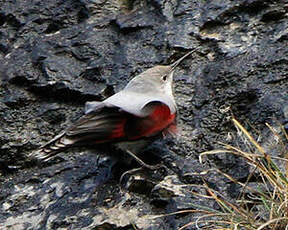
[108,118,127,139]
[128,104,176,140]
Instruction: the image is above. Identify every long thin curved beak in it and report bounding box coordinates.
[170,48,198,70]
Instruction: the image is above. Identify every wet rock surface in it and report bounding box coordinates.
[0,0,288,229]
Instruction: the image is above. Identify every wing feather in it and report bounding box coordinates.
[31,101,176,161]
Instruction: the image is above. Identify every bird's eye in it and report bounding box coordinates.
[162,75,167,81]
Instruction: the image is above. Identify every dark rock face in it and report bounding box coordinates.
[0,0,287,229]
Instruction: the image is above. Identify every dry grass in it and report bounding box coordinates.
[156,118,288,230]
[194,118,288,230]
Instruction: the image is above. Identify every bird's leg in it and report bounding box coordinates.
[125,149,163,170]
[119,167,143,186]
[119,149,165,186]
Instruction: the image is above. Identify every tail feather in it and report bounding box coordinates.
[30,132,74,161]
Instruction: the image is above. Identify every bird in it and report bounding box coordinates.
[30,49,196,168]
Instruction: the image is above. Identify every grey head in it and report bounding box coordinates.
[124,49,196,96]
